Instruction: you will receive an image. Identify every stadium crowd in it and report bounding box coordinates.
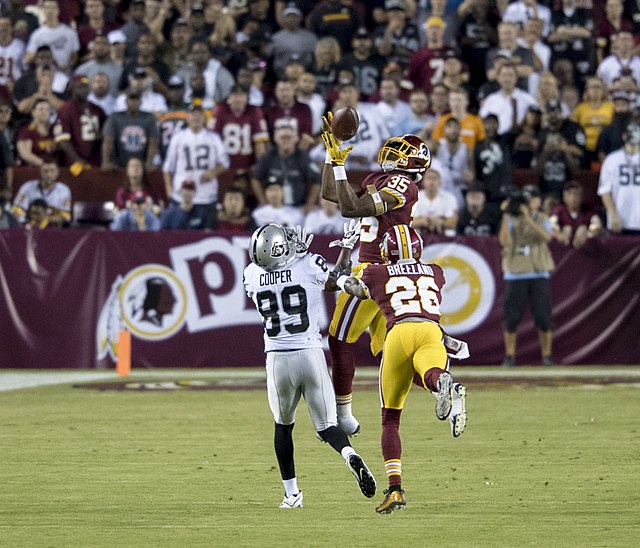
[0,0,639,238]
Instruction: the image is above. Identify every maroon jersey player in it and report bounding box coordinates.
[212,85,269,173]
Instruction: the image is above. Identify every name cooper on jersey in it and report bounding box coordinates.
[259,270,293,286]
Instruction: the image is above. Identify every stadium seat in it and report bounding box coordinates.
[72,201,116,228]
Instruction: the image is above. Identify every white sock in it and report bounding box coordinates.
[341,446,356,460]
[337,402,353,417]
[283,478,299,497]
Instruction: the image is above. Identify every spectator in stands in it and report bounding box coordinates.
[110,190,160,231]
[457,182,500,236]
[547,0,595,90]
[74,34,122,98]
[456,0,499,91]
[338,27,385,102]
[186,3,208,45]
[76,0,117,62]
[536,71,569,117]
[14,48,66,115]
[216,186,254,233]
[434,116,474,207]
[429,82,450,120]
[560,84,581,114]
[407,16,454,95]
[0,16,25,100]
[251,180,304,228]
[12,157,71,226]
[54,74,106,170]
[474,113,514,205]
[502,0,552,38]
[519,17,551,96]
[119,0,149,63]
[498,184,556,367]
[0,194,19,228]
[251,124,320,213]
[395,89,436,138]
[24,0,79,74]
[412,167,458,236]
[376,78,412,136]
[0,101,14,199]
[160,18,192,76]
[269,3,317,80]
[479,63,538,144]
[309,0,360,55]
[16,98,58,167]
[212,85,269,177]
[205,0,238,64]
[571,77,614,167]
[175,40,235,108]
[549,180,602,249]
[114,157,164,213]
[236,61,265,108]
[118,32,170,100]
[373,0,421,69]
[101,88,159,170]
[24,198,53,229]
[598,121,640,235]
[157,76,188,162]
[368,61,413,102]
[6,0,39,43]
[312,36,341,99]
[595,0,633,63]
[160,180,211,230]
[476,52,510,106]
[597,31,640,90]
[439,51,474,101]
[596,91,636,161]
[485,22,537,93]
[88,72,115,116]
[295,72,326,137]
[512,104,543,169]
[107,29,127,68]
[432,87,485,150]
[114,67,168,119]
[265,79,314,149]
[304,196,348,235]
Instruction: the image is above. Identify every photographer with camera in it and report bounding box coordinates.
[498,184,556,367]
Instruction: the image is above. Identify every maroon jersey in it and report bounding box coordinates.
[212,103,269,170]
[357,172,419,263]
[360,260,446,330]
[264,101,313,139]
[54,99,106,166]
[408,46,457,94]
[551,204,595,239]
[17,123,57,162]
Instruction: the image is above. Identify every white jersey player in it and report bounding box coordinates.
[243,222,376,509]
[12,162,72,224]
[162,104,229,206]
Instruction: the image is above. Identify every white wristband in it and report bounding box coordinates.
[336,275,350,291]
[333,165,347,180]
[325,150,332,164]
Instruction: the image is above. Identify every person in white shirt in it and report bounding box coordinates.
[376,78,413,137]
[88,72,116,115]
[596,31,640,89]
[304,197,348,234]
[0,16,25,87]
[598,121,640,234]
[163,101,229,225]
[479,63,539,136]
[502,0,552,38]
[296,72,326,136]
[114,68,168,119]
[252,181,304,228]
[412,166,459,236]
[244,222,376,509]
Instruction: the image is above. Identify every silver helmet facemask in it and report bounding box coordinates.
[249,223,297,271]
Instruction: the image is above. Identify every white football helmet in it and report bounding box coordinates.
[249,224,296,271]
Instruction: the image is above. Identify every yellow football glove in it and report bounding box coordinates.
[70,161,90,177]
[321,113,353,167]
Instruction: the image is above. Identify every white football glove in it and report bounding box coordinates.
[286,226,314,256]
[329,219,361,249]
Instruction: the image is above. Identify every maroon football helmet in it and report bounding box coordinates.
[380,224,423,263]
[377,134,431,173]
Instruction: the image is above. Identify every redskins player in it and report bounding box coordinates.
[336,224,468,514]
[322,119,430,435]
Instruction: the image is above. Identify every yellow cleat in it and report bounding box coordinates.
[375,488,406,514]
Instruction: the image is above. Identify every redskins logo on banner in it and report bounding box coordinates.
[423,243,496,335]
[96,265,188,361]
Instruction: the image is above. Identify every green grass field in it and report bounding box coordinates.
[1,369,639,547]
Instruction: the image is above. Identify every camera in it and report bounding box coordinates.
[500,186,527,216]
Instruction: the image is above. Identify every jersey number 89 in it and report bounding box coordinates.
[256,285,309,337]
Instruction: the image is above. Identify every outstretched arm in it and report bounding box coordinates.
[325,220,361,292]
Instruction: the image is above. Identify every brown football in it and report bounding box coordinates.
[331,107,360,141]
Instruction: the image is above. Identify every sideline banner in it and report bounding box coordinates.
[0,230,639,368]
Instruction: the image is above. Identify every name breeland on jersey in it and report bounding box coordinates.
[386,262,434,277]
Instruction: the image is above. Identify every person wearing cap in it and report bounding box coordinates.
[498,183,556,367]
[114,67,168,119]
[457,182,500,236]
[549,180,602,248]
[162,99,230,226]
[598,121,640,235]
[158,76,188,161]
[76,0,118,62]
[539,98,587,170]
[373,0,421,69]
[74,34,123,99]
[160,180,211,230]
[338,27,385,101]
[53,74,106,171]
[118,32,170,99]
[24,0,80,74]
[106,29,127,68]
[101,87,159,170]
[235,65,265,107]
[269,2,317,80]
[110,189,161,231]
[407,16,456,94]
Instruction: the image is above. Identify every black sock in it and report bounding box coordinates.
[274,423,295,480]
[317,425,350,453]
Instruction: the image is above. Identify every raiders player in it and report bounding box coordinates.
[243,222,376,509]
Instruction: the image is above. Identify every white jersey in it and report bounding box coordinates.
[114,91,168,116]
[26,24,80,70]
[252,204,304,228]
[163,127,230,204]
[413,188,459,220]
[244,253,330,352]
[0,38,25,85]
[597,148,640,231]
[596,55,640,87]
[12,180,72,223]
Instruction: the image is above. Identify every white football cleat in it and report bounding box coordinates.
[435,371,453,420]
[450,384,467,438]
[279,491,303,509]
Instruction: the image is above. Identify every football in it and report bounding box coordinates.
[331,107,360,141]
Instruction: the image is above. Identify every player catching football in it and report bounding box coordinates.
[335,224,469,514]
[243,222,376,509]
[321,112,431,436]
